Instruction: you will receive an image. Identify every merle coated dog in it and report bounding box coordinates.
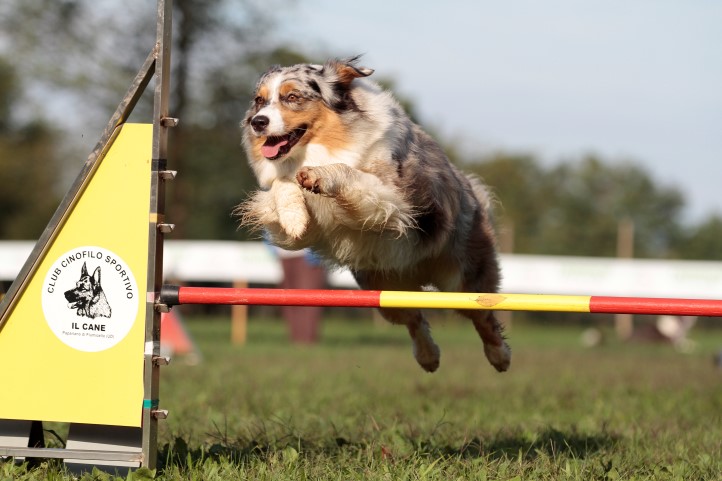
[239,57,509,373]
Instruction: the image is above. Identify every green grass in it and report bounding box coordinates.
[4,313,722,480]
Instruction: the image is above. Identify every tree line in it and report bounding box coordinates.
[0,0,719,260]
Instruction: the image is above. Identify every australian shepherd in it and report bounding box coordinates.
[239,57,511,373]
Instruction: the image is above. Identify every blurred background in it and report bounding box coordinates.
[0,0,720,257]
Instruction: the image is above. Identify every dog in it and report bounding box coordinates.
[239,57,510,373]
[64,262,112,319]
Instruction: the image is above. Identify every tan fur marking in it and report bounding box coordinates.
[256,85,269,101]
[299,104,349,152]
[336,64,364,85]
[279,81,301,97]
[314,106,350,152]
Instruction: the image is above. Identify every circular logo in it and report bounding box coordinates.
[41,246,140,352]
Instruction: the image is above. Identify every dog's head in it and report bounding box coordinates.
[64,262,102,310]
[242,57,374,165]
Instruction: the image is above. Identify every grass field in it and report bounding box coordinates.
[4,312,722,480]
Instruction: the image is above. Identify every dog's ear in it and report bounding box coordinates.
[81,262,88,277]
[329,56,374,86]
[92,266,101,286]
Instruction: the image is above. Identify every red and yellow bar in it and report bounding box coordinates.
[160,285,722,317]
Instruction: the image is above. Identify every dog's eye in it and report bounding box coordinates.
[254,96,265,106]
[286,93,300,103]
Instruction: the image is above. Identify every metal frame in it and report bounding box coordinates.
[0,448,143,463]
[0,0,174,470]
[142,0,174,467]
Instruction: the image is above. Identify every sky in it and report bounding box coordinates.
[275,0,722,223]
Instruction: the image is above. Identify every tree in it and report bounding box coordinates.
[675,214,722,260]
[0,58,61,239]
[540,156,684,257]
[465,154,686,258]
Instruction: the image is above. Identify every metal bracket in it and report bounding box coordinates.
[151,410,169,420]
[154,303,171,313]
[152,355,171,366]
[159,170,177,180]
[160,117,179,127]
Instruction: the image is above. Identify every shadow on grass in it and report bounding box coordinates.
[157,427,619,471]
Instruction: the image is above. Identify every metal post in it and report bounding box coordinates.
[615,218,635,339]
[142,0,174,469]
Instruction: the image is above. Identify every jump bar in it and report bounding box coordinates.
[159,285,722,317]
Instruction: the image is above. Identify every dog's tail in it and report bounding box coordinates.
[466,174,499,216]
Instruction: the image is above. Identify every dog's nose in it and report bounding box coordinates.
[251,115,269,132]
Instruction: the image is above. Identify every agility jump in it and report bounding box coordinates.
[159,285,722,317]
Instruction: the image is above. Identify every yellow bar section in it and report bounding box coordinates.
[379,291,592,313]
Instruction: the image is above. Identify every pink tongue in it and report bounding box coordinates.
[261,139,288,158]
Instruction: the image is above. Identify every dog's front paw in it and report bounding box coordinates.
[270,179,310,239]
[277,205,309,239]
[297,167,337,196]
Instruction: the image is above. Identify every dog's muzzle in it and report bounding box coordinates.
[254,123,308,161]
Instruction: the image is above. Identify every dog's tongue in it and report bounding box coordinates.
[261,138,288,159]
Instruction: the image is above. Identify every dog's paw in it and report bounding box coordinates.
[484,341,511,372]
[271,179,309,239]
[251,199,279,225]
[296,167,336,196]
[414,339,441,373]
[278,205,309,239]
[237,190,279,229]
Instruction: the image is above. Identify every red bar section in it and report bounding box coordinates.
[177,287,382,308]
[590,296,722,317]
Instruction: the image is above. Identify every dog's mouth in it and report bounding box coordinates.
[261,125,307,160]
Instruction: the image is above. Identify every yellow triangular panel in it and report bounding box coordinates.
[0,123,152,427]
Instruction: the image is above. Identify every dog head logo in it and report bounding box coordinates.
[42,246,140,352]
[64,262,112,319]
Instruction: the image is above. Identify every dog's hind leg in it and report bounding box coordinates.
[459,309,511,372]
[451,215,511,372]
[354,270,440,372]
[454,271,511,372]
[378,307,440,372]
[438,243,510,372]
